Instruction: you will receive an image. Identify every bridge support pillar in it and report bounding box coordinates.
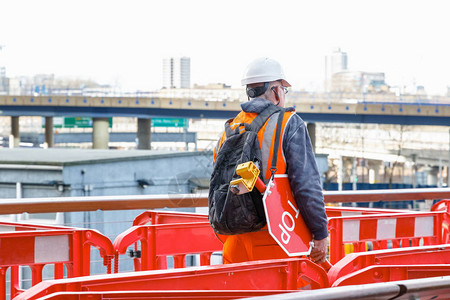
[44,117,54,148]
[92,117,109,149]
[10,116,20,148]
[137,118,151,150]
[307,122,316,153]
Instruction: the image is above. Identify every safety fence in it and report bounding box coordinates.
[325,206,408,218]
[15,258,327,300]
[328,211,445,263]
[114,207,411,271]
[25,291,292,300]
[246,276,450,300]
[113,221,222,272]
[0,189,450,299]
[14,250,450,300]
[132,210,209,226]
[0,222,114,300]
[328,244,450,286]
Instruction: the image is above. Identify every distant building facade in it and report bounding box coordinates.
[331,71,388,93]
[0,46,6,94]
[0,67,7,94]
[162,57,191,89]
[325,48,348,91]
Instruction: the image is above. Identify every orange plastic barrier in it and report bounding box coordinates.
[113,221,223,272]
[114,210,217,272]
[132,210,208,226]
[325,206,409,218]
[328,244,450,285]
[0,222,114,300]
[31,290,292,300]
[327,211,445,264]
[0,222,72,232]
[431,199,450,213]
[15,258,328,300]
[333,265,450,287]
[135,206,412,224]
[431,199,450,243]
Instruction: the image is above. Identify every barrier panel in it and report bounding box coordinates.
[431,199,450,243]
[325,206,409,218]
[113,221,223,272]
[132,210,208,226]
[333,265,450,287]
[431,199,450,212]
[328,244,450,285]
[15,258,329,300]
[238,276,450,300]
[31,290,291,300]
[124,208,416,273]
[134,206,407,225]
[327,211,445,264]
[0,223,114,300]
[0,222,73,232]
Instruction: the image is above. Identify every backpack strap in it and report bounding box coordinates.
[269,108,286,178]
[248,105,281,132]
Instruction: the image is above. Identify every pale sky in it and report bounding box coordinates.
[1,0,449,95]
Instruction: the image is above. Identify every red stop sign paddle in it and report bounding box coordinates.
[262,174,313,256]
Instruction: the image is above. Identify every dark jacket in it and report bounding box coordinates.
[241,98,329,240]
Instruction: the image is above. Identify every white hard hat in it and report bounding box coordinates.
[241,57,291,87]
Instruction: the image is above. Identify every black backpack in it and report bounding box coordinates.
[208,106,285,235]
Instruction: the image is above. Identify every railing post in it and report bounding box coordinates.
[0,267,6,300]
[200,252,212,266]
[9,266,20,300]
[54,263,64,279]
[328,219,344,264]
[30,264,44,286]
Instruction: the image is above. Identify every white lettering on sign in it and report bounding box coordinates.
[287,200,300,218]
[282,211,295,231]
[279,223,291,244]
[278,200,300,244]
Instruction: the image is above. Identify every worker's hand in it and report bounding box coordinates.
[310,238,328,264]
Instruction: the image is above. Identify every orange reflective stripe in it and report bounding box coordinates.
[263,111,295,180]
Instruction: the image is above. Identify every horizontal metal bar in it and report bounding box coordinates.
[0,188,449,214]
[0,194,209,214]
[323,187,450,203]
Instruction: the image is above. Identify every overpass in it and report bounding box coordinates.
[0,93,449,149]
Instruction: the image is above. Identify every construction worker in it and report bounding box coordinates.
[214,57,328,264]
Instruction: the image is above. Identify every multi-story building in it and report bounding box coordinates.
[0,67,7,94]
[330,71,388,93]
[325,48,348,91]
[162,57,191,89]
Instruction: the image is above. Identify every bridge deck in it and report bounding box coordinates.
[0,95,449,125]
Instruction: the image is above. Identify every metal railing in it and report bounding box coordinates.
[0,188,449,214]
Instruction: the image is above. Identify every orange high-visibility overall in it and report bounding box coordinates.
[214,109,295,263]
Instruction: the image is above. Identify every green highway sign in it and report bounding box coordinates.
[151,118,188,128]
[63,117,92,128]
[43,117,112,128]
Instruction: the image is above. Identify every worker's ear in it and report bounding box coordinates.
[271,86,280,103]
